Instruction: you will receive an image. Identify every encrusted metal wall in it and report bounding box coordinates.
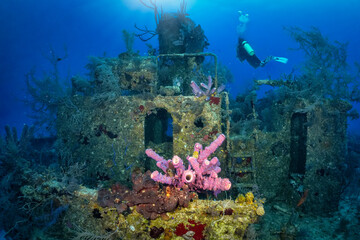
[57,95,222,183]
[302,101,350,213]
[230,99,350,214]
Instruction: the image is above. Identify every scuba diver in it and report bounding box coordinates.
[236,11,288,69]
[237,38,288,68]
[237,10,249,36]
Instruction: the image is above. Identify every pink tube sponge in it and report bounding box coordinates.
[188,156,201,174]
[203,177,231,192]
[182,170,196,184]
[194,143,203,153]
[198,134,226,161]
[145,149,169,173]
[146,133,231,195]
[172,155,185,170]
[151,171,172,185]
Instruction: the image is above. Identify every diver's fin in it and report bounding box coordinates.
[272,57,288,64]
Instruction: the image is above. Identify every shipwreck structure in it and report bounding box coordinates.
[58,52,226,185]
[57,4,351,217]
[2,1,358,239]
[55,4,356,240]
[229,81,350,214]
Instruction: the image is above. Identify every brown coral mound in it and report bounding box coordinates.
[97,170,196,219]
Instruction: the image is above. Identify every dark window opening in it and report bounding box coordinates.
[194,117,205,128]
[289,112,307,174]
[145,108,173,146]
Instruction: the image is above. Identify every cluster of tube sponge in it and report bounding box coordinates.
[145,134,231,195]
[190,75,225,101]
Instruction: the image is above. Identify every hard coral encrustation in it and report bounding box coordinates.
[256,205,265,216]
[163,228,173,240]
[245,191,254,204]
[146,134,231,195]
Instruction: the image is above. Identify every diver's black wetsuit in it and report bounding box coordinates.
[236,38,263,68]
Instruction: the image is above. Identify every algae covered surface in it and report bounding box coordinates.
[70,188,264,240]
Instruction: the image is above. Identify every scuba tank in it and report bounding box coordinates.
[241,40,255,56]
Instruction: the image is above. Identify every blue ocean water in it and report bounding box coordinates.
[1,0,360,135]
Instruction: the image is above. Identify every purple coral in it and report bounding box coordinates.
[190,76,225,101]
[146,134,231,195]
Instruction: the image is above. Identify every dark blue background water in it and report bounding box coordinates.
[1,0,360,135]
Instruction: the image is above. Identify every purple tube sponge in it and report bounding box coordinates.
[198,134,226,161]
[190,81,205,97]
[145,134,231,195]
[151,171,172,185]
[190,76,226,101]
